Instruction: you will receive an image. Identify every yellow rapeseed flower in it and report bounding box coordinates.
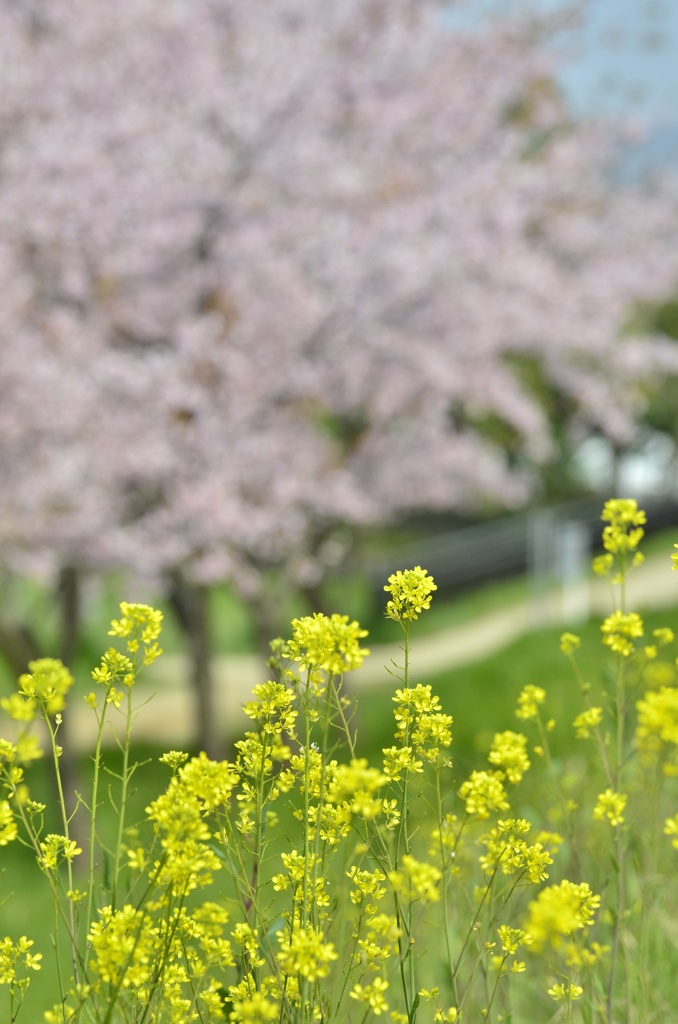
[388,854,441,903]
[664,814,678,849]
[384,566,437,622]
[487,731,531,783]
[459,770,510,819]
[287,613,369,674]
[560,633,581,655]
[525,880,600,952]
[0,801,17,846]
[350,977,389,1015]
[16,659,74,718]
[601,611,643,657]
[600,498,646,554]
[573,707,603,740]
[515,685,546,721]
[593,789,627,827]
[276,925,338,982]
[0,936,42,985]
[636,687,678,750]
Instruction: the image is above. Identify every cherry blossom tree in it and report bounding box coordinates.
[0,0,677,752]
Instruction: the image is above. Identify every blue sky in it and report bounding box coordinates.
[446,1,678,123]
[444,1,678,171]
[553,0,678,123]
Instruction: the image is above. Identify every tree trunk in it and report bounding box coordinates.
[168,574,220,759]
[0,620,42,677]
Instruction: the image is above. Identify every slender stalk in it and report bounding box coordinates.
[435,762,460,1009]
[111,686,135,911]
[607,550,628,1024]
[534,709,582,879]
[393,621,417,1021]
[86,697,110,939]
[607,653,626,1024]
[566,651,615,788]
[44,713,80,985]
[484,953,509,1023]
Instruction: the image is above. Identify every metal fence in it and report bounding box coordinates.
[356,495,678,596]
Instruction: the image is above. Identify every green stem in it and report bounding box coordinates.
[435,762,460,1009]
[393,621,416,1021]
[535,710,582,879]
[607,550,628,1024]
[86,696,110,941]
[44,713,80,985]
[111,684,135,911]
[567,652,615,788]
[607,655,626,1024]
[485,954,509,1023]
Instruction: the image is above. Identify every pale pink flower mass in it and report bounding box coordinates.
[0,0,676,592]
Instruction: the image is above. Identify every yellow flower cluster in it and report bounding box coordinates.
[419,989,459,1022]
[525,880,600,952]
[593,789,627,827]
[601,610,644,657]
[109,602,163,657]
[287,612,369,675]
[0,800,17,846]
[497,924,532,956]
[636,687,678,749]
[272,851,329,909]
[514,684,546,721]
[146,753,238,889]
[230,987,279,1024]
[347,865,387,905]
[573,706,603,740]
[91,647,134,690]
[636,686,678,776]
[389,684,453,764]
[560,632,581,655]
[87,901,234,1019]
[664,814,678,849]
[388,853,442,903]
[39,833,82,871]
[384,566,437,622]
[357,912,401,967]
[327,758,387,819]
[0,935,42,985]
[382,744,423,780]
[487,730,531,783]
[600,498,646,554]
[88,904,157,988]
[548,982,583,1002]
[276,925,338,982]
[458,770,510,819]
[243,680,298,736]
[350,976,389,1015]
[652,627,675,647]
[479,819,553,883]
[1,658,74,721]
